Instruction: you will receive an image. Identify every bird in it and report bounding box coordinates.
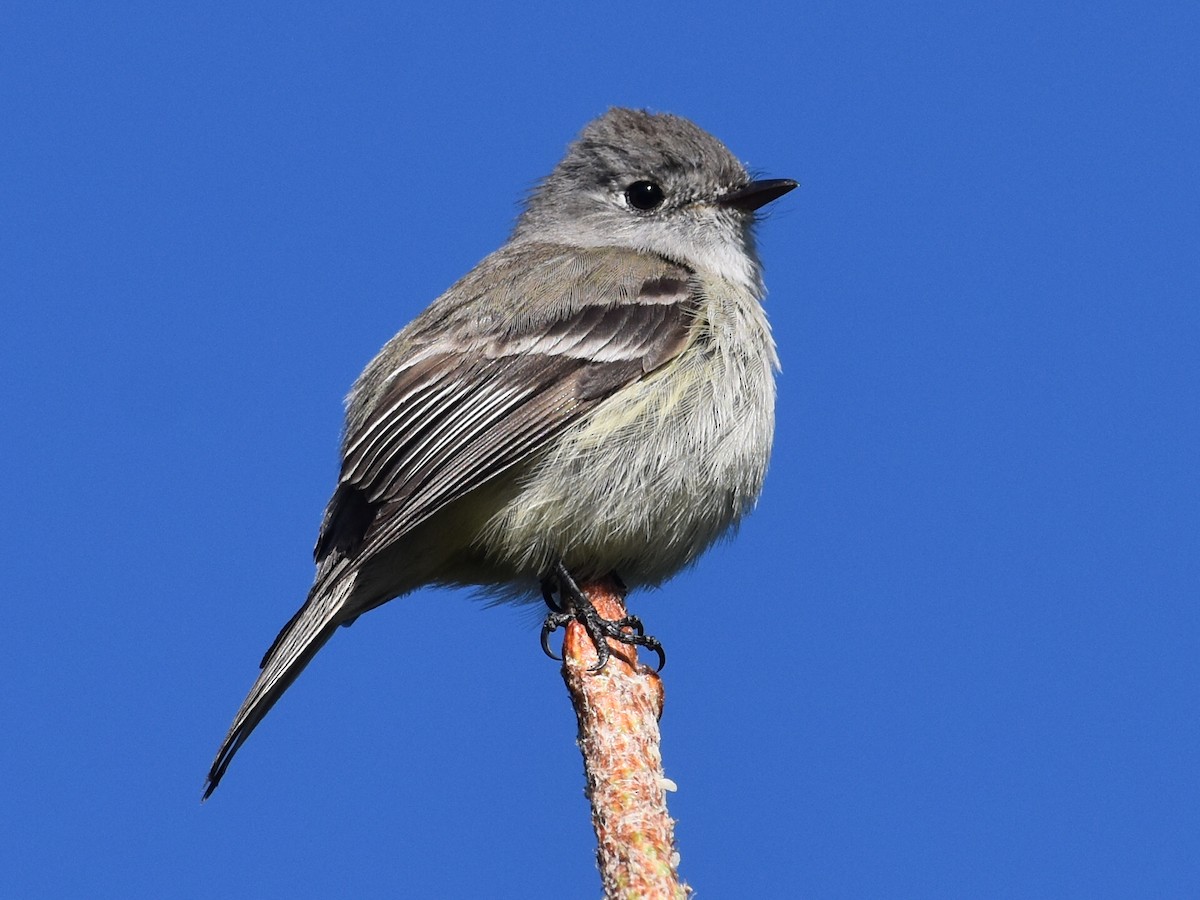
[205,107,796,797]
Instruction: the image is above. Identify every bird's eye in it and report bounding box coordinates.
[624,180,666,211]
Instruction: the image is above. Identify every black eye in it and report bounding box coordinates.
[625,180,665,211]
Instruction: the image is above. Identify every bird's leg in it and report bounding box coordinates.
[539,561,666,672]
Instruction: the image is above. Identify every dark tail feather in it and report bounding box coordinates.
[204,561,357,799]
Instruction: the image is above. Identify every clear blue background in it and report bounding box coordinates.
[3,2,1196,897]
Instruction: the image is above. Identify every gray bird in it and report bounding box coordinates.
[205,108,795,797]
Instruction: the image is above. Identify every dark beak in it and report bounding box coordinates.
[718,178,798,212]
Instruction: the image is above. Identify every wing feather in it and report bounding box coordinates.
[317,245,699,564]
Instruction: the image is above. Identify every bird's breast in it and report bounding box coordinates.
[476,276,778,587]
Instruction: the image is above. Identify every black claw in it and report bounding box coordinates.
[588,642,610,672]
[538,563,666,671]
[540,626,560,661]
[541,578,563,613]
[647,639,667,673]
[618,615,646,637]
[540,611,571,660]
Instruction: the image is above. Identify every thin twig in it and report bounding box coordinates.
[560,576,688,899]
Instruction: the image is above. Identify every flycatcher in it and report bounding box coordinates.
[205,108,796,796]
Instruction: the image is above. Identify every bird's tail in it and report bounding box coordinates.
[204,559,357,798]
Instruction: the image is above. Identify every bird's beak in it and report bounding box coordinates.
[717,178,798,212]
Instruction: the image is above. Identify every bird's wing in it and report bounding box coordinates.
[205,245,698,798]
[316,245,700,565]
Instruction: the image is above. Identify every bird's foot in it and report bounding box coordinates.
[539,562,665,672]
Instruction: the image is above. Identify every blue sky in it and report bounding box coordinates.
[3,2,1197,897]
